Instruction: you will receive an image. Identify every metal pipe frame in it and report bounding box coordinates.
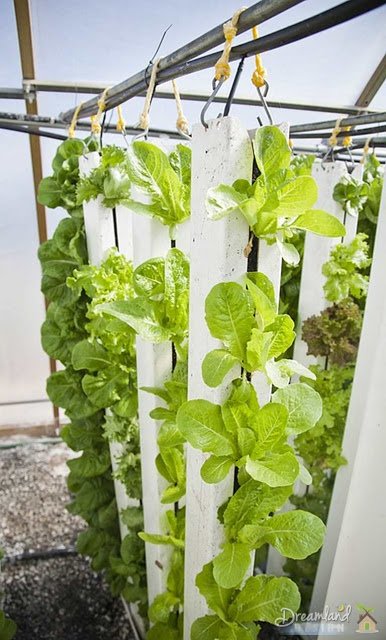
[4,110,386,137]
[1,82,380,117]
[291,124,386,138]
[290,111,386,133]
[60,0,386,123]
[59,0,306,121]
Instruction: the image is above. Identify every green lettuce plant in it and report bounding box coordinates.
[205,126,345,265]
[333,175,369,217]
[301,299,362,366]
[38,139,147,615]
[76,145,131,208]
[139,508,186,639]
[99,246,190,637]
[98,247,189,359]
[286,231,374,609]
[322,233,371,303]
[38,137,98,217]
[175,276,326,638]
[143,361,188,505]
[126,142,191,238]
[358,154,383,258]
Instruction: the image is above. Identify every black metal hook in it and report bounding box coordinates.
[256,80,273,126]
[200,77,226,129]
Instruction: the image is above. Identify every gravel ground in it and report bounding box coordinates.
[0,441,134,640]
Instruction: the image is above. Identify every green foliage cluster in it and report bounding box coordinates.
[38,138,146,613]
[126,142,191,237]
[38,137,99,217]
[333,152,383,256]
[175,275,326,638]
[140,509,186,639]
[279,154,315,328]
[322,233,371,303]
[76,141,191,238]
[101,248,190,638]
[99,248,190,357]
[287,233,373,609]
[0,612,16,640]
[333,175,369,217]
[0,548,17,640]
[302,298,362,366]
[205,127,345,265]
[76,145,131,208]
[143,361,188,505]
[284,363,353,609]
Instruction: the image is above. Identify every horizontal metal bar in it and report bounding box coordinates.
[0,116,183,139]
[60,0,386,122]
[60,0,304,122]
[13,81,379,116]
[3,110,386,143]
[291,124,386,138]
[293,143,386,156]
[0,123,68,140]
[290,110,386,133]
[0,87,26,99]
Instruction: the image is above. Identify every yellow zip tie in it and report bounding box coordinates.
[116,105,126,133]
[251,25,266,88]
[68,102,83,138]
[360,137,372,164]
[342,125,352,148]
[90,86,110,135]
[138,58,161,130]
[172,80,190,135]
[329,117,343,147]
[215,7,246,81]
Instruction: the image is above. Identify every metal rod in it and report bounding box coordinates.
[291,124,386,138]
[4,81,375,116]
[60,0,386,122]
[0,123,67,140]
[3,110,386,142]
[290,110,386,133]
[61,0,306,122]
[292,143,386,156]
[5,110,386,138]
[355,53,386,109]
[0,87,26,99]
[0,120,183,140]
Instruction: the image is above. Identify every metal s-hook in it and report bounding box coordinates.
[200,77,226,129]
[256,80,273,126]
[345,146,356,173]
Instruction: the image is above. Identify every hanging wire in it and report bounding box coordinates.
[223,56,246,117]
[100,111,107,147]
